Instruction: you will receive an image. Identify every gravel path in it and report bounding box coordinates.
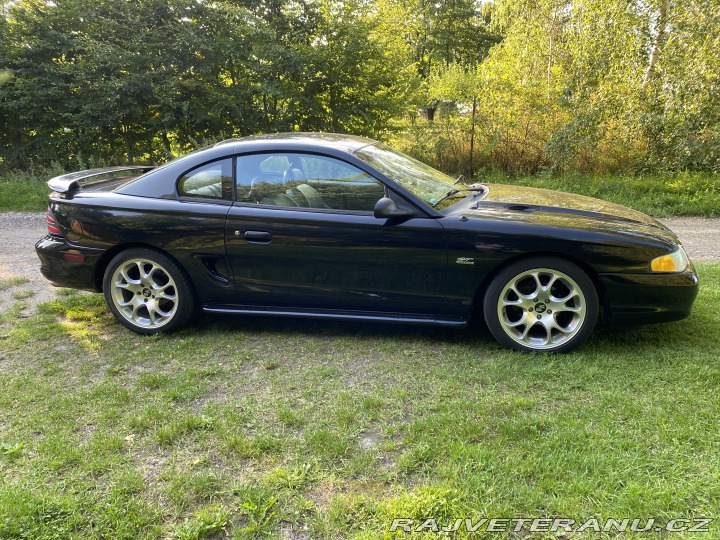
[657,217,720,261]
[0,212,717,314]
[0,212,63,311]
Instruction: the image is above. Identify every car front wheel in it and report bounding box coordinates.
[103,248,196,334]
[483,257,599,353]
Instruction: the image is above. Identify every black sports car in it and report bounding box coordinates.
[36,133,699,352]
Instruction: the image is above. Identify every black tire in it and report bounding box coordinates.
[102,248,196,334]
[483,257,599,353]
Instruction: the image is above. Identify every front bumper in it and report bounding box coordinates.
[599,266,699,325]
[35,235,105,292]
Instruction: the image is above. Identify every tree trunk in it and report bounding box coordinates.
[162,131,172,157]
[425,99,439,122]
[469,95,477,178]
[547,12,555,102]
[642,0,670,92]
[123,124,134,165]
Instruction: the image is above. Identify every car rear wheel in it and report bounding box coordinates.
[483,257,599,353]
[103,248,196,334]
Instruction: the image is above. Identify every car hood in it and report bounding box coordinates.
[453,183,678,243]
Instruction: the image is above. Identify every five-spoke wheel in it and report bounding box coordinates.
[484,258,599,353]
[103,248,195,334]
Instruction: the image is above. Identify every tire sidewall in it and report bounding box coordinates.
[483,257,599,353]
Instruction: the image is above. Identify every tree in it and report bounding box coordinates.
[0,0,417,168]
[1,0,718,174]
[374,0,498,121]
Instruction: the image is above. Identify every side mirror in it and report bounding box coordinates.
[373,197,416,219]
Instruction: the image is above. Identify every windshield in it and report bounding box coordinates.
[355,143,464,209]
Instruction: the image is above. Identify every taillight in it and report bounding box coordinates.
[46,206,61,236]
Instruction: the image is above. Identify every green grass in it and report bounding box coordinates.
[2,168,720,216]
[493,172,720,217]
[0,277,30,292]
[0,169,62,212]
[0,266,718,538]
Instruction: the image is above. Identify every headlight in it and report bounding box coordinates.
[651,247,689,273]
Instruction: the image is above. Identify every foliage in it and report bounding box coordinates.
[0,0,412,169]
[393,0,720,176]
[0,0,718,176]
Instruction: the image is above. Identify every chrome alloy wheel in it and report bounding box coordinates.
[497,268,587,350]
[110,258,178,329]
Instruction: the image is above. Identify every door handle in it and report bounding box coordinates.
[242,230,272,243]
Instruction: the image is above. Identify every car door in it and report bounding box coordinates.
[224,152,448,316]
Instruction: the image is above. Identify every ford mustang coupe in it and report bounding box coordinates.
[36,133,699,352]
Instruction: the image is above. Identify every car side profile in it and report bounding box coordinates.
[36,133,699,352]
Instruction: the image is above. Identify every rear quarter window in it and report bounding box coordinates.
[178,159,233,200]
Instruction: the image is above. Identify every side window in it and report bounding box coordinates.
[178,159,232,200]
[236,153,385,212]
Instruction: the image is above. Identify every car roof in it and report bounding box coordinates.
[212,132,378,154]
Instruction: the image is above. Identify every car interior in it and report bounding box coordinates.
[178,153,386,213]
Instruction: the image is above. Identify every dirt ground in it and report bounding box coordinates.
[1,212,718,313]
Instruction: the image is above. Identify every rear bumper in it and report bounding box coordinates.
[599,267,699,325]
[35,236,105,292]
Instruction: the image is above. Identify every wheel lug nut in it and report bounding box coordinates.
[536,314,542,319]
[534,298,539,302]
[528,307,533,312]
[545,299,550,304]
[547,310,552,314]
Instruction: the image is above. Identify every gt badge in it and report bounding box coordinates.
[456,257,475,265]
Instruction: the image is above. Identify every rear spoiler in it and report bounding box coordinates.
[47,166,155,194]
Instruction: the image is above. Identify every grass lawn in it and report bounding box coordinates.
[495,172,720,218]
[0,265,718,539]
[0,170,63,212]
[2,169,720,216]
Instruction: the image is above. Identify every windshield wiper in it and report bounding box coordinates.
[431,184,487,208]
[453,174,465,185]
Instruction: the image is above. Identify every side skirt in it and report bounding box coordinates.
[202,304,468,327]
